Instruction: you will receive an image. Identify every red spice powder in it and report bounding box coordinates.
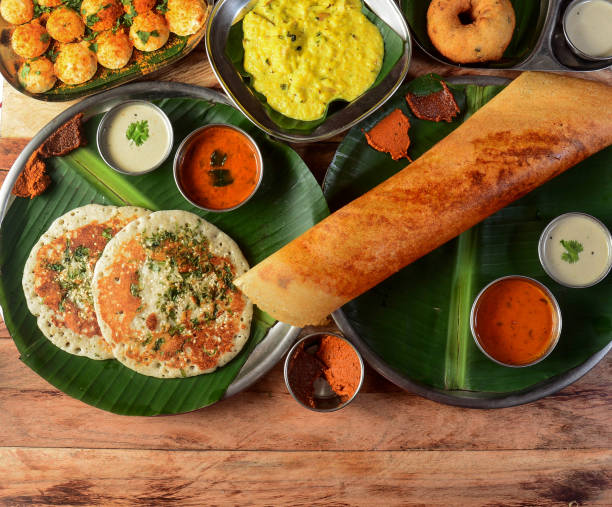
[316,335,361,401]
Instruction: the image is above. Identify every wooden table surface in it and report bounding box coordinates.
[0,44,611,505]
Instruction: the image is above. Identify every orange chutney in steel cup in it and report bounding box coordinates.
[471,276,562,367]
[176,124,262,211]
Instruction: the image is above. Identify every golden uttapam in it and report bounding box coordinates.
[22,205,151,359]
[92,210,253,378]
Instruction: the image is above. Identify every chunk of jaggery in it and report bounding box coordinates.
[405,81,460,123]
[364,108,411,161]
[38,112,87,158]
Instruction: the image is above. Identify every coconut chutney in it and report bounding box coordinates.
[242,0,384,121]
[539,212,612,288]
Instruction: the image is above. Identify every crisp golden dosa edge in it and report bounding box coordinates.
[236,72,612,326]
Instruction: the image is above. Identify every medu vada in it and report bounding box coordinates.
[427,0,516,63]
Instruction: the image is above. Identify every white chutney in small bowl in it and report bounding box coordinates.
[539,212,612,288]
[97,100,174,175]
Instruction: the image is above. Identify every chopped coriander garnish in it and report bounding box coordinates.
[46,47,58,63]
[136,29,159,44]
[560,239,583,264]
[203,346,218,357]
[47,262,64,272]
[153,338,164,351]
[20,63,31,80]
[102,227,113,240]
[156,0,168,13]
[83,29,98,41]
[130,283,140,297]
[88,42,98,53]
[73,245,90,259]
[86,13,100,26]
[126,120,149,146]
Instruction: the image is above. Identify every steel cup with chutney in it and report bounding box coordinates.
[284,332,365,412]
[173,123,263,212]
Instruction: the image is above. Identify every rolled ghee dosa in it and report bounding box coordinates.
[236,72,612,326]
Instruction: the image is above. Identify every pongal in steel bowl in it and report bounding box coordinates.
[205,0,411,142]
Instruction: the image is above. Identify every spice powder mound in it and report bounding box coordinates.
[316,335,361,401]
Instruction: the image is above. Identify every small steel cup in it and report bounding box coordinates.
[97,100,174,175]
[562,0,612,61]
[538,212,612,289]
[173,123,263,213]
[284,332,365,412]
[470,276,562,368]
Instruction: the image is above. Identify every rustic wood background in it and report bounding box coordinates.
[0,44,611,505]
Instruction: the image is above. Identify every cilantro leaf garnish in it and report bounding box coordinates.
[126,120,149,146]
[20,63,31,80]
[88,42,98,53]
[560,239,583,264]
[46,47,59,62]
[86,13,100,26]
[136,29,159,44]
[101,227,113,240]
[156,0,168,13]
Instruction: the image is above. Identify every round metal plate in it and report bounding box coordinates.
[329,75,611,409]
[0,81,301,403]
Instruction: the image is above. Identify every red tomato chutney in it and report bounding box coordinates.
[471,277,560,366]
[178,125,262,210]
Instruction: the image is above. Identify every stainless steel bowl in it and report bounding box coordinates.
[97,100,174,176]
[538,212,612,288]
[205,0,412,143]
[284,332,365,412]
[173,123,264,212]
[470,276,562,368]
[562,0,612,61]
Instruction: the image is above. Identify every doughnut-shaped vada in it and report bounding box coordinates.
[427,0,515,63]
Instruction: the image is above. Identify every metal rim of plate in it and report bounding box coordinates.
[0,81,301,403]
[205,0,412,143]
[405,0,612,72]
[330,74,612,409]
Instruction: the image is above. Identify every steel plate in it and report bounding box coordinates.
[329,75,611,408]
[0,81,301,403]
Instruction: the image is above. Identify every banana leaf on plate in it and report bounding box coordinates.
[0,94,329,415]
[324,74,612,407]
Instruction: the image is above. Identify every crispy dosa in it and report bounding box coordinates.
[235,72,612,326]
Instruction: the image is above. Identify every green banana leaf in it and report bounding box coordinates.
[225,2,405,132]
[401,0,544,68]
[0,98,329,415]
[324,74,612,394]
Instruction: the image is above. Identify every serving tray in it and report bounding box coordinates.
[325,75,612,408]
[402,0,611,72]
[0,81,329,415]
[0,2,210,102]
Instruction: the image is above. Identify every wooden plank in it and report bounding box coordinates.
[0,339,609,451]
[0,447,610,505]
